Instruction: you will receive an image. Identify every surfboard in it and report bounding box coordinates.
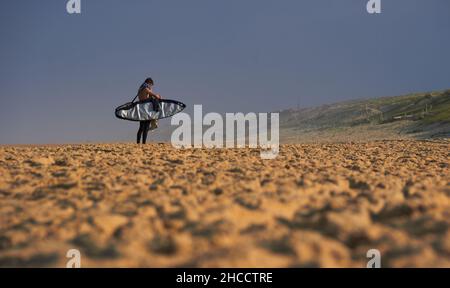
[115,99,186,122]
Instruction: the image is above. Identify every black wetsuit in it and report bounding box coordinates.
[136,82,152,144]
[137,120,150,144]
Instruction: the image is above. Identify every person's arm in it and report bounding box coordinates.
[144,88,162,99]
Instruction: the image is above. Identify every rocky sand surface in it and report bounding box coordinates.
[0,141,449,267]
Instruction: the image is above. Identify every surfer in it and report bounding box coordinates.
[136,77,162,144]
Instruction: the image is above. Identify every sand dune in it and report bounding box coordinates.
[0,140,449,267]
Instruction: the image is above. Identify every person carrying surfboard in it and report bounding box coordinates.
[136,77,161,144]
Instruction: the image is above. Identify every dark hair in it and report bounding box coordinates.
[145,77,154,85]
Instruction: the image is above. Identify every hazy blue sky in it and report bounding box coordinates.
[0,0,449,144]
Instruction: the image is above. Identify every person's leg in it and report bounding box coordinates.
[142,121,150,144]
[137,121,144,144]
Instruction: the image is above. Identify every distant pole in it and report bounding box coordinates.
[365,104,370,122]
[297,95,300,144]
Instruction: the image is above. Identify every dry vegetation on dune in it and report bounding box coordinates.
[280,89,450,142]
[0,141,449,267]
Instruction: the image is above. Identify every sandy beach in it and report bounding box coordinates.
[0,140,449,267]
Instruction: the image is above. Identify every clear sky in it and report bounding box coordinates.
[0,0,449,144]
